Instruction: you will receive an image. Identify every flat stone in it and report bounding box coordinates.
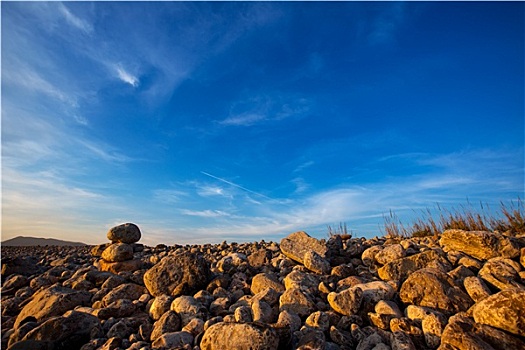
[200,322,279,350]
[439,229,520,261]
[251,273,285,295]
[97,258,142,274]
[378,249,451,282]
[399,268,473,316]
[14,285,91,329]
[472,289,525,337]
[280,231,328,264]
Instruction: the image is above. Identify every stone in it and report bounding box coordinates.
[463,276,492,302]
[251,273,285,295]
[101,283,147,306]
[248,249,272,268]
[521,247,525,269]
[234,305,253,322]
[478,258,524,291]
[375,244,406,265]
[97,258,142,274]
[440,313,525,350]
[182,317,204,336]
[150,310,181,342]
[2,275,29,293]
[14,285,91,329]
[304,250,331,275]
[283,270,320,295]
[19,311,100,349]
[107,222,141,244]
[378,249,451,281]
[327,287,363,316]
[91,243,110,257]
[305,311,330,332]
[200,322,279,350]
[296,328,326,349]
[276,310,302,332]
[361,245,383,267]
[399,268,473,315]
[151,331,193,349]
[149,295,174,320]
[422,312,447,349]
[251,299,274,323]
[1,257,42,278]
[143,252,211,297]
[279,288,316,317]
[439,229,520,261]
[101,243,134,263]
[354,281,395,305]
[472,289,525,337]
[170,296,207,326]
[280,231,328,264]
[95,299,136,319]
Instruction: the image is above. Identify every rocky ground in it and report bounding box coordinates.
[1,223,525,350]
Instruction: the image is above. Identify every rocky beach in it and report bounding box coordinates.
[2,223,525,350]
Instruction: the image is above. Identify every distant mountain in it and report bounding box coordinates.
[1,236,87,247]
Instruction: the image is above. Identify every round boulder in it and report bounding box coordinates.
[200,322,279,350]
[101,243,134,262]
[107,223,141,244]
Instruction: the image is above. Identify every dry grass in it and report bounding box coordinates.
[382,199,524,238]
[327,222,351,237]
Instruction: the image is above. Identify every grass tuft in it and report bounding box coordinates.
[382,198,524,238]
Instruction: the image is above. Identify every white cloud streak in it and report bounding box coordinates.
[201,171,274,200]
[58,3,93,34]
[116,65,139,87]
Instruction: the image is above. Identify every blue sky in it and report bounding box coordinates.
[2,2,523,246]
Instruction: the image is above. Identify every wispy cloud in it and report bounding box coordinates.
[219,113,266,127]
[58,3,93,34]
[115,65,139,87]
[201,171,274,200]
[180,209,231,218]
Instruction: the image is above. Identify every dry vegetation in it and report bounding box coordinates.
[382,199,525,238]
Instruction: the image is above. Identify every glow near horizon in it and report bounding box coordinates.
[2,2,523,246]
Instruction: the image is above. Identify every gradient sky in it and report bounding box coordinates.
[2,1,524,246]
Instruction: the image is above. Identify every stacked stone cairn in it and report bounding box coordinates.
[1,224,525,350]
[92,223,144,274]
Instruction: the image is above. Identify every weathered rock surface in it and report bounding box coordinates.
[439,229,520,260]
[400,268,473,315]
[378,249,451,281]
[14,285,91,329]
[472,289,525,337]
[143,251,211,297]
[200,322,279,350]
[280,231,328,264]
[107,222,142,244]
[101,243,134,262]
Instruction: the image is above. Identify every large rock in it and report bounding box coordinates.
[279,288,316,317]
[101,283,147,306]
[399,268,473,315]
[378,249,451,281]
[280,231,328,264]
[14,285,91,329]
[440,313,525,350]
[17,311,100,348]
[107,223,141,244]
[101,243,134,262]
[478,258,524,291]
[1,256,42,277]
[96,258,142,274]
[439,229,520,261]
[143,252,211,297]
[472,289,525,337]
[200,322,279,350]
[327,286,363,316]
[251,273,285,295]
[150,310,181,342]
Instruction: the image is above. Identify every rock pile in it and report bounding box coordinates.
[1,224,525,350]
[92,223,144,274]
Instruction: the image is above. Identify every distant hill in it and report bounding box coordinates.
[1,236,87,247]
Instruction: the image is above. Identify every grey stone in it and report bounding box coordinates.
[107,222,141,244]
